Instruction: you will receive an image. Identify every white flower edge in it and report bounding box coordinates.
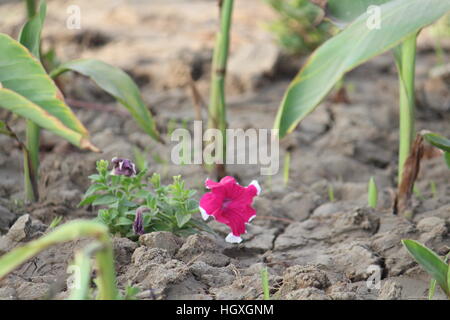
[225,233,243,244]
[249,180,261,195]
[199,206,210,221]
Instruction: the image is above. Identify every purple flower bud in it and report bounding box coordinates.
[111,157,137,177]
[133,207,147,236]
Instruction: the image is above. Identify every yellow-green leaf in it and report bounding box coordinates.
[0,88,97,151]
[0,33,88,137]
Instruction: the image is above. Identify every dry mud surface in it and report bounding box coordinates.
[1,0,450,300]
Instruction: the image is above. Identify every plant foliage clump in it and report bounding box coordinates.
[265,0,334,54]
[80,160,209,239]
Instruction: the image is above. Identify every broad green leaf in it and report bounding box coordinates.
[274,0,450,138]
[0,34,93,144]
[0,88,91,148]
[50,59,162,142]
[326,0,390,27]
[18,0,47,58]
[402,239,449,296]
[423,132,450,153]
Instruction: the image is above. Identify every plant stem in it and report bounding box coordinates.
[26,0,36,18]
[395,34,417,185]
[24,0,40,202]
[207,0,234,179]
[24,122,40,202]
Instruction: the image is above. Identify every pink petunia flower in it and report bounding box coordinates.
[199,176,261,243]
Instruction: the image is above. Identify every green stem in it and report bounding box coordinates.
[24,121,40,202]
[395,34,417,185]
[207,0,234,179]
[26,0,36,18]
[24,0,40,201]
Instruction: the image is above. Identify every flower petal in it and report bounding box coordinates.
[225,233,243,243]
[249,180,261,195]
[199,192,224,216]
[199,206,210,221]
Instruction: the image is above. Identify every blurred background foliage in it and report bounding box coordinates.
[264,0,336,55]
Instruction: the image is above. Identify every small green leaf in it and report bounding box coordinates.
[402,239,449,296]
[92,195,117,206]
[78,195,98,207]
[18,0,47,58]
[115,217,133,226]
[175,212,191,228]
[84,184,107,197]
[423,132,450,153]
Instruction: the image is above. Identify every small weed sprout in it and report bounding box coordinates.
[260,267,271,300]
[328,184,335,202]
[283,151,291,186]
[80,159,210,239]
[367,176,378,209]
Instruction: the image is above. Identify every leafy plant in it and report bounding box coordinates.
[402,239,450,298]
[0,220,119,300]
[265,0,334,54]
[273,0,450,192]
[79,159,210,238]
[0,0,162,202]
[0,1,98,202]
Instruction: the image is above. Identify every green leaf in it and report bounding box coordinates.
[0,33,97,150]
[84,184,107,197]
[175,212,191,228]
[78,194,98,207]
[402,239,449,296]
[0,88,88,148]
[326,0,391,27]
[444,152,450,170]
[115,217,133,226]
[92,195,117,206]
[18,0,47,58]
[274,0,450,138]
[50,59,162,142]
[429,278,437,300]
[423,132,450,153]
[0,34,87,136]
